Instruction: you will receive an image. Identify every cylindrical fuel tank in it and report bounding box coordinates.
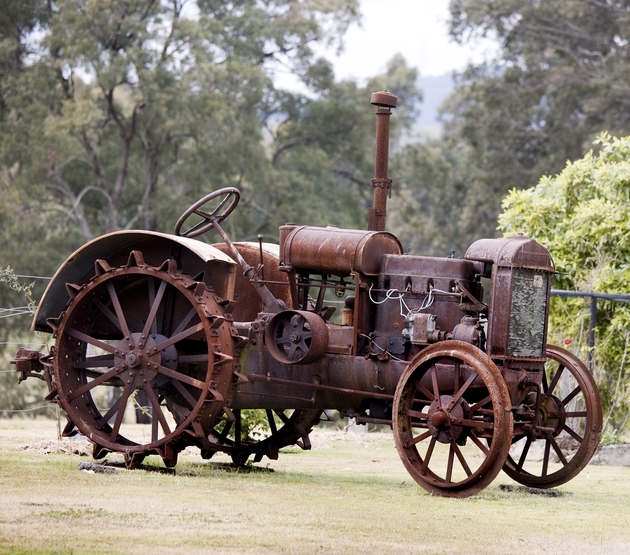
[280,225,402,276]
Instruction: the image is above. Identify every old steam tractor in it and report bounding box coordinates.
[14,91,602,498]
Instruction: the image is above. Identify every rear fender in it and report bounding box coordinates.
[33,230,236,333]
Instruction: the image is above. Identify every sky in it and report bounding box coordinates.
[321,0,495,82]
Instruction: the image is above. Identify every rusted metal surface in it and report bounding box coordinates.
[212,242,292,321]
[12,90,603,498]
[368,91,397,232]
[392,341,513,498]
[465,233,555,271]
[31,230,236,333]
[281,226,402,276]
[465,235,553,362]
[266,310,329,365]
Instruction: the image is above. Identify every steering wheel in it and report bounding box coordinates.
[174,187,240,238]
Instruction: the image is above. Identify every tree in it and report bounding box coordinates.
[0,0,360,245]
[439,0,630,247]
[262,53,422,238]
[499,133,630,433]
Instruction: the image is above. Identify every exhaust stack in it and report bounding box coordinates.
[368,91,398,232]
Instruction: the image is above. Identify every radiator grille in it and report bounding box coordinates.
[508,269,548,357]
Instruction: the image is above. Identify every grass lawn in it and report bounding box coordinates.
[0,418,629,554]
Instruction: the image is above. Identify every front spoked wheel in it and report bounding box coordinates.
[393,341,513,498]
[503,345,602,488]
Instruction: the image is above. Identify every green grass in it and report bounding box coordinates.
[1,419,629,554]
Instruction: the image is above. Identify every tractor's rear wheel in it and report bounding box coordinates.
[203,408,322,465]
[52,252,236,468]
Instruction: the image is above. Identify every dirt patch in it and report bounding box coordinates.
[22,439,93,457]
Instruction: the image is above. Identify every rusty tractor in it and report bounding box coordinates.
[13,91,603,498]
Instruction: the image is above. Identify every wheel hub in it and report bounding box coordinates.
[538,394,563,436]
[428,395,465,444]
[113,333,178,387]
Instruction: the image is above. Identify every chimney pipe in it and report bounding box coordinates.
[368,91,398,232]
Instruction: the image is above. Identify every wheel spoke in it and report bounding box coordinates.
[431,367,440,407]
[414,379,434,402]
[94,299,122,331]
[469,395,491,413]
[563,424,584,443]
[405,408,429,422]
[447,372,476,411]
[406,430,432,448]
[110,381,134,441]
[155,364,206,390]
[219,419,233,441]
[516,436,533,471]
[96,395,124,429]
[106,282,133,344]
[548,434,568,466]
[172,306,198,337]
[144,383,172,439]
[67,363,126,401]
[141,279,167,340]
[73,355,116,369]
[420,435,437,475]
[64,327,118,355]
[170,378,199,409]
[551,410,587,418]
[453,360,460,395]
[546,364,565,398]
[453,418,494,430]
[452,440,473,477]
[266,409,278,435]
[275,410,290,424]
[186,216,212,235]
[178,354,209,364]
[562,385,582,405]
[469,432,490,456]
[235,409,242,446]
[152,408,159,443]
[542,438,551,476]
[446,444,455,482]
[152,322,205,353]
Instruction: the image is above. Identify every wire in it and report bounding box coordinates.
[1,405,52,412]
[0,310,34,319]
[368,284,404,305]
[359,333,406,362]
[0,342,47,346]
[368,284,457,319]
[12,274,52,280]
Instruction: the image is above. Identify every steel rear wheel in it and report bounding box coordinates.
[503,344,602,488]
[203,408,322,465]
[52,252,236,468]
[393,341,513,498]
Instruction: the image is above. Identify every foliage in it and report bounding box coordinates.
[388,138,475,257]
[499,133,630,432]
[439,0,630,249]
